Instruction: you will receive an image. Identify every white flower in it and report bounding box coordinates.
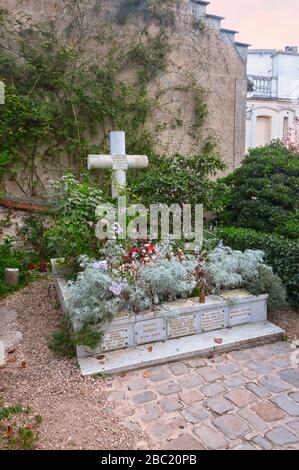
[111,222,124,235]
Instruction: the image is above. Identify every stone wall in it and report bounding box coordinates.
[0,0,248,196]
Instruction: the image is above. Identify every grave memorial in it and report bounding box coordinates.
[52,131,285,376]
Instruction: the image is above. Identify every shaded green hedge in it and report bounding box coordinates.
[217,143,299,239]
[216,227,299,309]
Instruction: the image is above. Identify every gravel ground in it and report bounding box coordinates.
[0,280,149,450]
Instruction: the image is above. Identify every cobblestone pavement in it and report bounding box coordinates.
[106,342,299,450]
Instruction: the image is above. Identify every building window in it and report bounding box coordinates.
[283,116,289,139]
[256,116,272,146]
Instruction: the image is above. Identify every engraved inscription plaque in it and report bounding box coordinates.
[101,326,131,351]
[112,155,128,171]
[201,310,225,332]
[229,308,251,326]
[168,314,197,339]
[135,318,166,345]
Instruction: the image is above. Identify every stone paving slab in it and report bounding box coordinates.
[106,342,299,450]
[79,321,284,376]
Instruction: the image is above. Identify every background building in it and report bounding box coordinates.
[246,47,299,149]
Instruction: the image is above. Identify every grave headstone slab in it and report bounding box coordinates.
[168,314,197,339]
[114,310,130,320]
[201,309,226,332]
[4,268,20,287]
[162,299,196,311]
[221,290,251,299]
[229,308,251,327]
[101,325,133,351]
[135,318,166,345]
[162,299,199,315]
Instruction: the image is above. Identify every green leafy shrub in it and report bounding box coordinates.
[247,265,287,309]
[217,142,299,239]
[46,174,104,260]
[128,151,226,210]
[75,325,103,349]
[18,213,50,259]
[48,318,77,358]
[216,226,299,309]
[49,317,103,357]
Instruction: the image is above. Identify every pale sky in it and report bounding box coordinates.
[210,0,299,49]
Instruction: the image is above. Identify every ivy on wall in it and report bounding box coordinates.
[116,0,178,26]
[0,0,215,197]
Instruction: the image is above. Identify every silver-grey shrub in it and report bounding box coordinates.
[138,257,197,304]
[206,245,265,291]
[66,243,286,326]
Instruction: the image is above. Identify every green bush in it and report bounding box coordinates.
[217,142,299,239]
[18,213,49,259]
[247,265,287,310]
[216,226,299,309]
[128,151,226,211]
[48,318,76,358]
[45,174,104,261]
[48,317,102,356]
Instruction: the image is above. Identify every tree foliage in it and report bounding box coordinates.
[128,151,225,210]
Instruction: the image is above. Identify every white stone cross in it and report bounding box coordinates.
[88,131,149,198]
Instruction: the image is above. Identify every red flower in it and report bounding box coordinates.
[128,248,139,255]
[145,244,155,252]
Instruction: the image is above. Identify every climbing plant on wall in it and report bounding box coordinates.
[0,0,216,197]
[116,0,179,26]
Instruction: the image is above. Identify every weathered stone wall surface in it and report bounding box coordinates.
[0,0,247,196]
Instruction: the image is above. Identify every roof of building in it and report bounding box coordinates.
[206,14,225,20]
[190,0,210,5]
[272,49,299,57]
[235,41,252,48]
[248,49,276,54]
[221,28,239,34]
[249,48,299,57]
